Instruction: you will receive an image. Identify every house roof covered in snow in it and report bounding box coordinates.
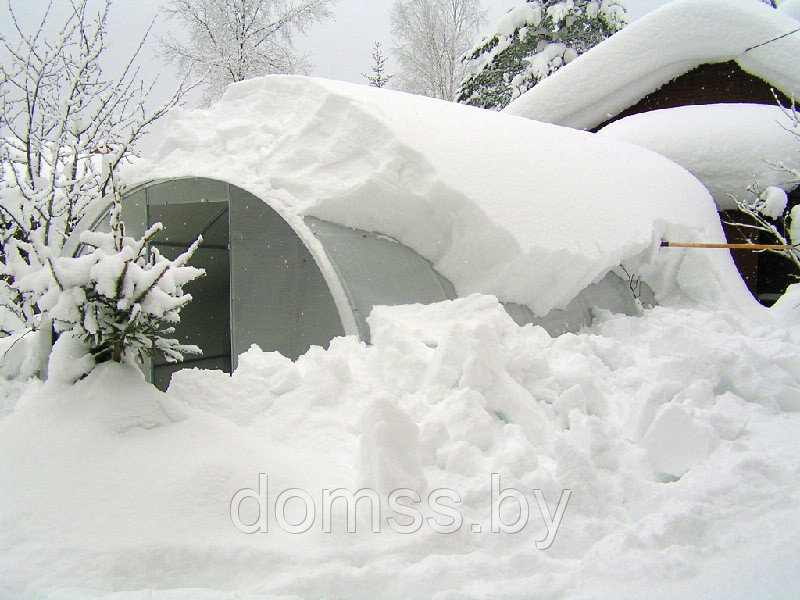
[126,76,753,316]
[597,103,800,210]
[502,0,800,130]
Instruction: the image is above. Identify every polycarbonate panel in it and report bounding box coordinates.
[503,272,655,336]
[305,217,456,341]
[145,178,228,206]
[149,201,229,247]
[145,188,232,391]
[229,187,345,364]
[120,188,147,239]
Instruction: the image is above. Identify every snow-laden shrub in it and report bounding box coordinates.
[0,0,186,337]
[726,101,800,283]
[3,202,204,372]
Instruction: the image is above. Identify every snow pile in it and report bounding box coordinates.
[597,104,800,210]
[0,330,47,384]
[760,186,790,219]
[503,0,800,129]
[2,297,800,598]
[126,75,753,316]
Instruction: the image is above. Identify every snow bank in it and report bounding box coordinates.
[126,75,753,316]
[597,104,800,210]
[2,298,800,598]
[503,0,800,130]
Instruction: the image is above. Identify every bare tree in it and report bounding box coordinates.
[160,0,336,105]
[362,41,393,88]
[390,0,485,101]
[0,0,188,336]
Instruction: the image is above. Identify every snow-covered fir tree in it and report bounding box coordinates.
[458,0,626,110]
[363,42,393,88]
[5,200,204,375]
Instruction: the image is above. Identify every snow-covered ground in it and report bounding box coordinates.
[1,294,800,599]
[2,73,799,599]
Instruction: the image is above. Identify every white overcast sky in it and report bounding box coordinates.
[1,0,671,86]
[293,0,670,82]
[0,0,672,150]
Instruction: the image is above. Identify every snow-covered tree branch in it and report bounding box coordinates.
[458,0,626,110]
[725,99,800,278]
[160,0,336,105]
[390,0,485,101]
[0,0,190,353]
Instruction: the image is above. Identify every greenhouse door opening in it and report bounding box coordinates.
[120,178,346,391]
[147,183,232,391]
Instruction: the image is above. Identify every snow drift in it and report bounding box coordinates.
[2,296,800,598]
[126,75,754,317]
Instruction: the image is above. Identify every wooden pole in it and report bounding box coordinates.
[661,241,796,250]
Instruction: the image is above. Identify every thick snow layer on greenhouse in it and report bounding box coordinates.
[503,0,800,129]
[597,103,800,210]
[126,75,753,317]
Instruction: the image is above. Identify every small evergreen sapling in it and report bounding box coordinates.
[6,200,204,372]
[363,42,393,88]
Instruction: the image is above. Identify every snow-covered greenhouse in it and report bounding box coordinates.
[111,76,754,389]
[114,176,457,389]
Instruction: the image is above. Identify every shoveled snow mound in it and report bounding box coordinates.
[597,104,800,210]
[503,0,800,130]
[126,75,754,316]
[2,298,800,598]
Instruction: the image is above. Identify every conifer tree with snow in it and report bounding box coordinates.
[5,199,204,376]
[362,42,393,88]
[458,0,626,110]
